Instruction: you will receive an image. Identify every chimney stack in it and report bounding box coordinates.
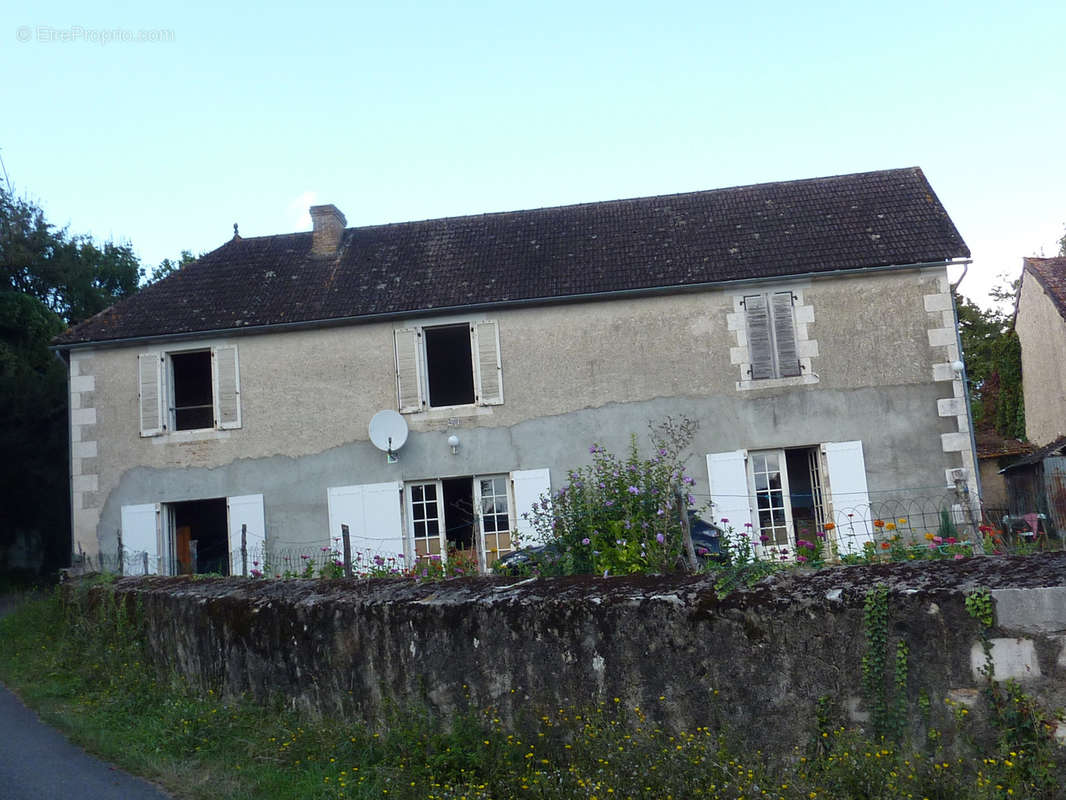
[309,204,347,257]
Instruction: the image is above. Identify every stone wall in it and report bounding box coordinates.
[95,554,1066,760]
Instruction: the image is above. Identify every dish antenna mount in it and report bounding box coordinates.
[368,410,409,464]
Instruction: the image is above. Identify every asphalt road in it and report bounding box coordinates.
[0,595,173,800]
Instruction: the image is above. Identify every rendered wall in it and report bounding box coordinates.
[1017,272,1066,447]
[69,266,971,558]
[94,554,1066,761]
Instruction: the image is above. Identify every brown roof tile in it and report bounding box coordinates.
[54,167,970,346]
[1023,257,1066,322]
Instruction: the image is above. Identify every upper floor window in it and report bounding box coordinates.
[138,345,241,436]
[394,320,503,413]
[744,291,801,380]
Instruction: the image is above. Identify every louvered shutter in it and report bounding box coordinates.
[473,321,504,406]
[772,292,801,377]
[138,352,164,436]
[394,328,424,413]
[744,295,774,380]
[212,345,242,429]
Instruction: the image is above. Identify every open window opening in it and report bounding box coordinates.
[751,446,827,551]
[406,475,516,571]
[168,498,229,575]
[424,325,475,407]
[170,350,213,430]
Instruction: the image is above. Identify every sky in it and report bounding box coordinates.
[2,0,1064,308]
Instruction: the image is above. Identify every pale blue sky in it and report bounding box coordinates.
[3,0,1063,306]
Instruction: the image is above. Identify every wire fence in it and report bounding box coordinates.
[70,487,1060,577]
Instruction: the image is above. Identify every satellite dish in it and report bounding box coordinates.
[369,410,408,462]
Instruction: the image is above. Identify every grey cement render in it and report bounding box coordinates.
[74,267,970,558]
[1017,269,1066,446]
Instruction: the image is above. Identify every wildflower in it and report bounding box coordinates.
[824,522,835,531]
[954,554,964,560]
[720,517,729,524]
[881,542,890,549]
[816,530,826,539]
[760,535,770,543]
[932,535,943,544]
[744,522,753,528]
[924,532,935,541]
[873,519,885,528]
[797,555,808,563]
[627,486,640,495]
[946,537,957,544]
[885,522,896,531]
[582,538,591,545]
[656,533,665,543]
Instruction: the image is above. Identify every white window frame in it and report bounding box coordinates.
[707,441,869,558]
[138,344,241,437]
[401,469,547,573]
[394,319,503,414]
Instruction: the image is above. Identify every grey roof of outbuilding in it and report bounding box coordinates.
[54,166,969,346]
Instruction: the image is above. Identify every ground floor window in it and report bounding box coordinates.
[749,446,828,552]
[406,474,515,570]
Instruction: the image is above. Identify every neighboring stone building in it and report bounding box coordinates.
[52,168,975,575]
[1016,256,1066,447]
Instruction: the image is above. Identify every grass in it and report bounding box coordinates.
[0,584,1063,799]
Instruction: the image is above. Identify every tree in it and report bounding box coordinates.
[145,249,196,285]
[957,279,1025,440]
[0,183,143,574]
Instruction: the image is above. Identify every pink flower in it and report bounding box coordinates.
[720,517,729,524]
[797,555,808,563]
[954,554,965,560]
[656,533,665,544]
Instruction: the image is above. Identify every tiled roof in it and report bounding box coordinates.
[1001,435,1066,472]
[54,167,969,346]
[974,427,1033,459]
[1022,257,1066,321]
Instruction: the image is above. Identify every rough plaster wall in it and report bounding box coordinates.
[77,268,963,555]
[98,554,1066,763]
[1017,273,1066,446]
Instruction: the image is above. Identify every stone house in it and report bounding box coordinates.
[1015,257,1066,448]
[52,167,975,575]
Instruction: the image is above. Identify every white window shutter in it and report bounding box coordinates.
[394,328,424,414]
[511,468,551,545]
[706,450,753,547]
[744,295,774,380]
[822,441,873,554]
[121,503,160,575]
[227,494,266,575]
[473,320,504,406]
[212,345,242,429]
[327,482,405,570]
[138,353,164,436]
[771,292,801,378]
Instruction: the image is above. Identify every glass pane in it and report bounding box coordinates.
[755,473,769,492]
[414,521,425,537]
[412,485,424,502]
[772,508,786,528]
[424,485,437,501]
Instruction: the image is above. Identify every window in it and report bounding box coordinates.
[394,321,503,412]
[120,493,264,576]
[743,292,801,380]
[707,441,873,557]
[138,345,241,436]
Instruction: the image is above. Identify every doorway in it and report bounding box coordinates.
[168,498,229,575]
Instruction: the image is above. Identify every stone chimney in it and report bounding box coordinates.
[309,204,347,257]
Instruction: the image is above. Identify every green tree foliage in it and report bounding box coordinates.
[957,280,1025,440]
[145,249,196,285]
[0,184,142,573]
